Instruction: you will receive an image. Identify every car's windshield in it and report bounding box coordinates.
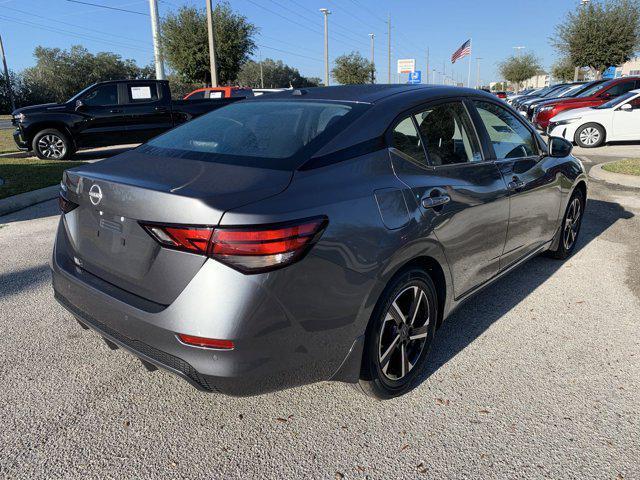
[67,84,96,103]
[577,81,611,98]
[593,91,638,109]
[558,84,583,97]
[542,85,567,97]
[144,100,366,169]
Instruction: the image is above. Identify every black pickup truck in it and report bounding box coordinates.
[11,79,240,160]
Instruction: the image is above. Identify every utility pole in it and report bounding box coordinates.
[319,8,331,86]
[425,47,429,84]
[369,33,375,84]
[206,0,219,86]
[148,0,165,80]
[476,57,482,89]
[387,14,391,84]
[0,34,15,112]
[258,49,264,89]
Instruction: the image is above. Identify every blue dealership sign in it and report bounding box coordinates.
[602,66,616,79]
[408,71,422,84]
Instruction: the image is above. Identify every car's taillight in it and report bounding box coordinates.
[58,193,78,213]
[140,216,328,273]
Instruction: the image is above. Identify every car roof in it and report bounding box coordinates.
[256,84,493,104]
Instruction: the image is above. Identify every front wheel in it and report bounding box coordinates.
[32,129,73,160]
[358,269,438,400]
[574,123,605,148]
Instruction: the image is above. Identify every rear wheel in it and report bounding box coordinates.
[574,123,605,148]
[32,129,73,160]
[547,189,585,259]
[358,269,438,399]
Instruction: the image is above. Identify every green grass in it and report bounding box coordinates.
[602,158,640,177]
[0,129,18,154]
[0,157,85,200]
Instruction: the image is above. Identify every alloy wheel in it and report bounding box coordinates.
[563,197,582,251]
[579,127,600,147]
[37,134,66,159]
[378,285,430,381]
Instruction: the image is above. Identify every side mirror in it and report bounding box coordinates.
[620,103,633,112]
[75,99,84,111]
[548,136,573,158]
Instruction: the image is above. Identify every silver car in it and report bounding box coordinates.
[52,85,587,399]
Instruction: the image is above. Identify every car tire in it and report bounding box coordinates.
[357,268,438,400]
[574,123,605,148]
[32,129,73,160]
[547,189,585,259]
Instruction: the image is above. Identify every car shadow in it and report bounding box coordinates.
[0,199,59,224]
[420,198,634,382]
[0,264,51,300]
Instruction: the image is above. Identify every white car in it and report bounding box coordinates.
[548,89,640,148]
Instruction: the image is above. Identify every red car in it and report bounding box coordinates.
[184,86,254,99]
[532,77,640,131]
[494,91,508,99]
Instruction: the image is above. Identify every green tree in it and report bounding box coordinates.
[331,52,374,85]
[551,57,577,82]
[552,0,640,77]
[498,53,543,90]
[237,59,320,88]
[20,45,146,104]
[161,2,257,85]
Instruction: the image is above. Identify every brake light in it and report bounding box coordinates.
[58,193,78,213]
[140,216,328,273]
[177,333,234,350]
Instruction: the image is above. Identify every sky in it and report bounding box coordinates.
[0,0,586,86]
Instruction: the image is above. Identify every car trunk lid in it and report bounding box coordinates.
[60,149,292,305]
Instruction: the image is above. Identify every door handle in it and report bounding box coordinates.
[109,109,123,113]
[422,194,451,209]
[154,106,168,112]
[508,178,526,190]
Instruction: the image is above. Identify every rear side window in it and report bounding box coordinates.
[392,117,427,165]
[187,91,205,99]
[83,84,118,106]
[231,89,254,98]
[127,83,159,103]
[474,101,537,159]
[145,100,361,168]
[415,102,482,165]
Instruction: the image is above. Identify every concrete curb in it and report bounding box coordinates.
[589,161,640,189]
[0,151,29,158]
[0,185,59,217]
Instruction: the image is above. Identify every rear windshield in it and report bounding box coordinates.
[144,100,365,169]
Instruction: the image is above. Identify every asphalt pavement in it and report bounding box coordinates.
[0,157,638,479]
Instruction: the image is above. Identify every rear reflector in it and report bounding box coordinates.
[58,193,78,214]
[141,216,327,273]
[177,333,234,350]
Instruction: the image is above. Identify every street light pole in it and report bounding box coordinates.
[426,47,429,84]
[387,13,391,84]
[320,8,331,86]
[148,0,165,80]
[476,57,482,89]
[206,0,219,86]
[258,49,264,89]
[369,33,375,84]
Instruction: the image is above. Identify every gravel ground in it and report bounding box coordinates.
[0,175,638,479]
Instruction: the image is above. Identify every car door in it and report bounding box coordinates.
[389,99,510,299]
[471,99,562,269]
[121,82,173,142]
[611,95,640,140]
[75,83,127,148]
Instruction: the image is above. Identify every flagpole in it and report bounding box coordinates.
[467,38,472,88]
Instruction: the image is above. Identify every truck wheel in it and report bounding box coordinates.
[574,123,605,148]
[32,129,73,160]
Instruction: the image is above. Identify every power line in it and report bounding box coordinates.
[64,0,149,16]
[0,15,153,53]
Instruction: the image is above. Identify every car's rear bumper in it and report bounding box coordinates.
[51,217,367,396]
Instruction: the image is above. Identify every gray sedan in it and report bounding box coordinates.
[52,85,587,399]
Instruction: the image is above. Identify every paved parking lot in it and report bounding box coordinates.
[0,156,639,479]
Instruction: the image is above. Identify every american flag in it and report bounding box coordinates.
[451,39,471,64]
